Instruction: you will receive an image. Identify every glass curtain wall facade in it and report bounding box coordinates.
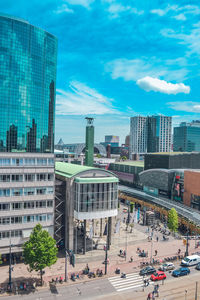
[74,182,118,213]
[0,14,57,153]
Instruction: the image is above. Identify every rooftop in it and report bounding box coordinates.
[55,162,118,182]
[145,152,200,156]
[111,160,144,167]
[55,162,97,178]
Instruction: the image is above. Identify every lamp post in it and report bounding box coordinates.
[185,230,189,257]
[8,234,13,291]
[65,250,68,282]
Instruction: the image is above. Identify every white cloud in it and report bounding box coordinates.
[168,101,200,112]
[56,81,118,115]
[64,0,94,9]
[150,5,177,16]
[173,13,186,21]
[107,3,143,18]
[106,57,189,82]
[136,76,190,95]
[161,24,200,55]
[54,4,74,14]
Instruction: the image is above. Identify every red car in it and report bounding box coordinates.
[151,271,166,281]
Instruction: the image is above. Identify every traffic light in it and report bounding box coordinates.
[69,251,75,267]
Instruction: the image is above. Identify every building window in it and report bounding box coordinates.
[24,188,35,195]
[0,189,10,197]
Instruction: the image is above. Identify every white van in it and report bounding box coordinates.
[181,255,200,267]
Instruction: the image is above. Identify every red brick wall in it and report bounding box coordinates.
[184,171,200,207]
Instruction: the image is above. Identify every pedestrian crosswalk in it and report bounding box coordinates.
[108,272,153,292]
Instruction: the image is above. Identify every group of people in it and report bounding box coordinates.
[119,249,126,257]
[147,284,159,299]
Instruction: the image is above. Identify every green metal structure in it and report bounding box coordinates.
[85,117,94,167]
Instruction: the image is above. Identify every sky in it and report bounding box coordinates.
[1,0,200,144]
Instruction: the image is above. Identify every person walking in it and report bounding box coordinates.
[156,236,159,242]
[147,292,151,300]
[155,250,158,256]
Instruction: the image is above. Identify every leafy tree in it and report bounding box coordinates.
[23,224,58,285]
[168,208,178,233]
[0,253,2,264]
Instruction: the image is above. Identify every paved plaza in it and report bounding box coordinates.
[0,204,199,291]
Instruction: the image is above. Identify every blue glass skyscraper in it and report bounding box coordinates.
[0,14,57,256]
[0,13,57,152]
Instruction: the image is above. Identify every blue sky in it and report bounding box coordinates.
[1,0,200,144]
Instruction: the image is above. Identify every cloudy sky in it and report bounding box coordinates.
[1,0,200,144]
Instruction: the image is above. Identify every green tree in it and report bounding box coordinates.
[0,253,2,264]
[168,208,178,233]
[23,224,58,285]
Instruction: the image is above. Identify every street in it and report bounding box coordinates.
[0,264,200,300]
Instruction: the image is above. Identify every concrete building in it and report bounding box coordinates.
[173,120,200,152]
[55,162,118,253]
[130,116,147,156]
[108,161,144,188]
[0,14,57,256]
[184,170,200,210]
[101,136,120,148]
[144,152,200,170]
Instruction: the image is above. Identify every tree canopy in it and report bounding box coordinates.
[23,224,58,284]
[168,208,178,233]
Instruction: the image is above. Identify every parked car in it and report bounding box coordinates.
[181,255,200,267]
[139,266,156,276]
[151,271,166,281]
[159,263,175,271]
[172,267,190,277]
[196,263,200,270]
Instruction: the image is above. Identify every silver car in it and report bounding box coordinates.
[159,263,175,271]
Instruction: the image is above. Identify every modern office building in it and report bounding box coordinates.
[0,14,57,256]
[101,136,120,148]
[173,121,200,152]
[130,115,172,157]
[147,116,172,153]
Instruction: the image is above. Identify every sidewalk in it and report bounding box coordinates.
[0,223,198,288]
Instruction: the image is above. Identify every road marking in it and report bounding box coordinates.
[108,272,153,292]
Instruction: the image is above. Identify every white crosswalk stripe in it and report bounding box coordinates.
[108,272,153,292]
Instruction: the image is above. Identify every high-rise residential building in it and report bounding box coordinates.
[173,120,200,152]
[0,14,57,256]
[130,116,147,155]
[130,115,172,156]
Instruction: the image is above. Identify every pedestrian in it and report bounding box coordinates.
[155,250,157,256]
[156,236,159,242]
[152,292,155,300]
[147,292,151,300]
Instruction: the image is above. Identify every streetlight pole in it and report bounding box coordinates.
[195,282,198,300]
[185,230,189,257]
[8,234,12,291]
[65,250,68,282]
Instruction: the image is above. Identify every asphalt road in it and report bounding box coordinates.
[1,264,200,300]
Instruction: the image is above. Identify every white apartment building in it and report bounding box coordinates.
[130,116,147,156]
[0,153,54,255]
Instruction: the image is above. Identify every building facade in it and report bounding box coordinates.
[130,115,172,157]
[0,14,57,255]
[55,162,118,253]
[147,116,172,153]
[130,116,147,156]
[184,170,200,210]
[173,121,200,152]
